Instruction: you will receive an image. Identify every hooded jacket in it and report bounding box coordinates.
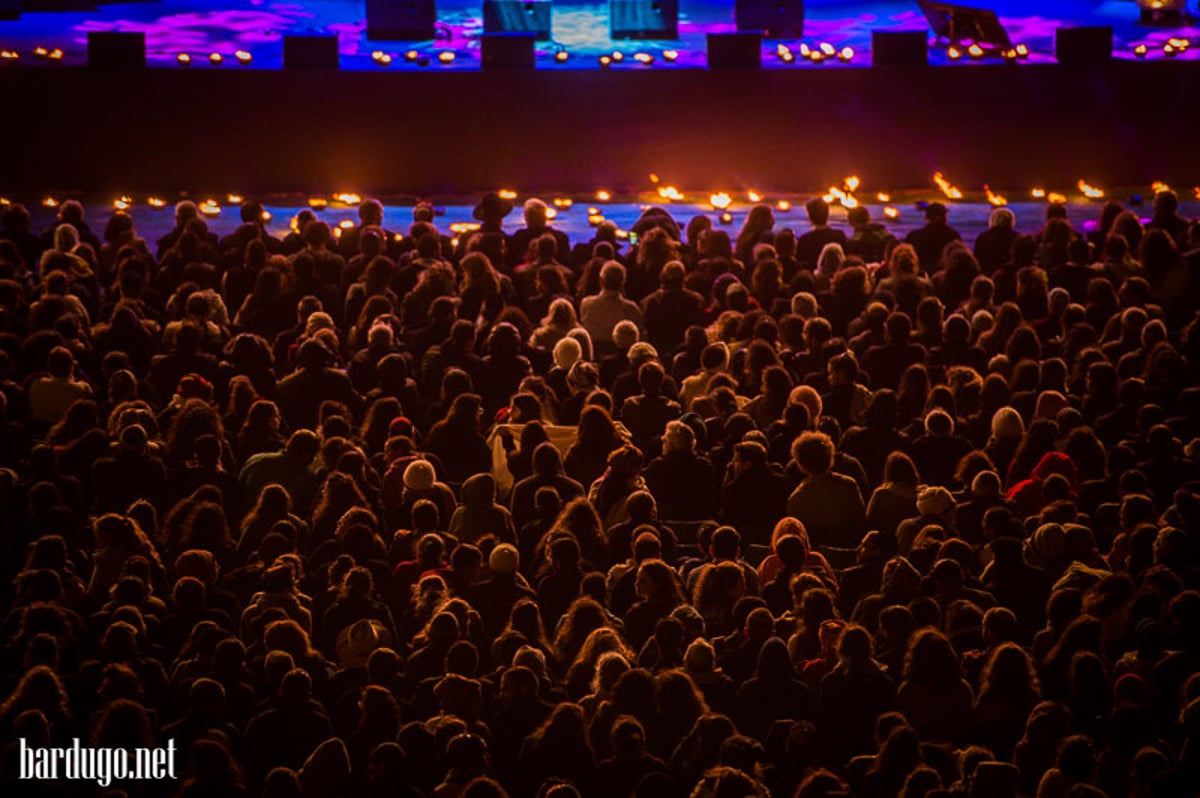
[449,473,516,545]
[1006,451,1078,518]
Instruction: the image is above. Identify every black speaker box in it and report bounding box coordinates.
[23,0,94,10]
[707,32,762,68]
[610,0,679,39]
[283,35,340,68]
[735,0,804,39]
[366,0,436,40]
[481,32,536,68]
[871,30,927,66]
[1056,26,1112,65]
[483,0,551,39]
[87,31,145,68]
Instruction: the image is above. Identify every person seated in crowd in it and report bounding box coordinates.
[905,201,962,272]
[796,198,848,270]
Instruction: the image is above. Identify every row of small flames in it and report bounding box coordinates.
[7,179,1197,237]
[2,37,1192,65]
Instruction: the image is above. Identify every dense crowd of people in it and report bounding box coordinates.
[0,188,1199,798]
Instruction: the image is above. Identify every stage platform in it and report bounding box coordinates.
[0,0,1198,69]
[2,57,1199,195]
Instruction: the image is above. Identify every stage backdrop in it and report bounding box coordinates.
[0,60,1197,194]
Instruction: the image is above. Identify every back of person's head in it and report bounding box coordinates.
[633,530,662,562]
[446,732,489,773]
[775,535,808,571]
[613,320,639,351]
[886,312,912,343]
[489,543,520,576]
[611,715,647,758]
[837,624,873,664]
[46,346,74,378]
[710,525,741,559]
[1153,188,1179,215]
[532,441,562,476]
[279,668,312,704]
[600,260,626,291]
[745,607,775,639]
[638,360,665,394]
[262,767,302,798]
[847,206,870,228]
[924,408,954,437]
[661,261,686,289]
[791,431,834,475]
[806,198,830,226]
[734,440,768,470]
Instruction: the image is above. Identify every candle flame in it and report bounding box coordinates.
[932,172,963,200]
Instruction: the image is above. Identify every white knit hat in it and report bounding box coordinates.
[403,459,436,491]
